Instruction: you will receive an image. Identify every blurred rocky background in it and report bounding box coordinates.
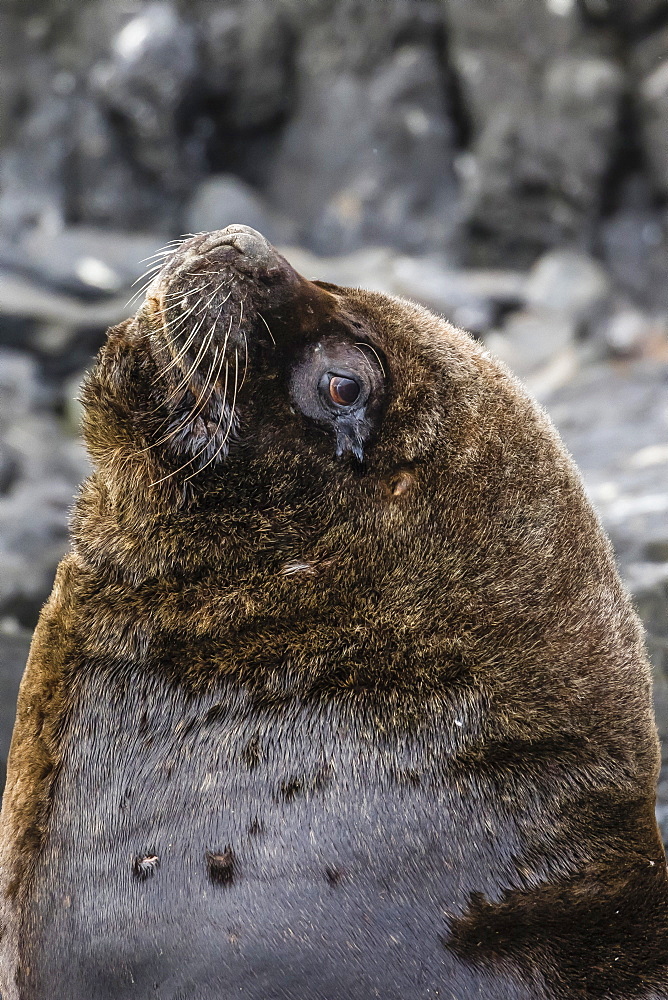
[0,0,667,837]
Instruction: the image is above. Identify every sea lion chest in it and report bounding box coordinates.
[22,662,533,1000]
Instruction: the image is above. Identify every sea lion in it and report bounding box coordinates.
[0,224,667,999]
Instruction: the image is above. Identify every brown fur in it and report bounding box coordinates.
[1,226,666,998]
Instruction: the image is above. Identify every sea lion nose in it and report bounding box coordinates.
[199,225,275,268]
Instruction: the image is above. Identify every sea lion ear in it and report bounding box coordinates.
[334,416,365,463]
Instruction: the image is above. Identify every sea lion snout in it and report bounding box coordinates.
[200,225,276,269]
[158,225,279,277]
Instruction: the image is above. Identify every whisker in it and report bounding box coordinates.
[354,341,386,378]
[149,360,231,487]
[130,262,165,288]
[141,340,223,453]
[258,311,276,346]
[182,349,239,484]
[159,287,228,378]
[159,307,232,409]
[132,284,209,341]
[137,240,187,264]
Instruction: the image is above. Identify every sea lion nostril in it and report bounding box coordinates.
[202,225,275,267]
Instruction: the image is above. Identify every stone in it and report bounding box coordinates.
[598,304,659,357]
[446,0,623,264]
[604,0,668,29]
[88,2,200,198]
[68,95,177,233]
[0,269,133,332]
[185,175,296,246]
[391,256,527,333]
[13,225,170,298]
[0,349,89,629]
[0,624,32,794]
[486,307,577,373]
[548,359,668,580]
[275,245,399,296]
[599,174,667,307]
[634,28,668,199]
[525,249,610,323]
[269,43,459,254]
[0,94,71,238]
[199,0,292,129]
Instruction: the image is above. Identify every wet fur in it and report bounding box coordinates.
[1,230,667,998]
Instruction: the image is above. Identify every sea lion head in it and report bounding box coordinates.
[75,225,654,737]
[81,224,545,512]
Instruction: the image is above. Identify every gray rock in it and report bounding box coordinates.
[269,43,459,254]
[0,348,89,627]
[271,247,526,334]
[199,0,292,128]
[89,2,199,196]
[68,95,177,232]
[275,245,399,296]
[186,176,295,246]
[9,225,171,297]
[525,249,610,324]
[0,94,71,237]
[485,307,577,377]
[0,623,32,794]
[446,0,623,263]
[597,304,664,357]
[391,256,527,333]
[0,269,133,331]
[599,174,668,308]
[634,28,668,199]
[604,0,668,30]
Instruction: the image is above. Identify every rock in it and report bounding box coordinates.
[269,247,526,334]
[485,307,577,373]
[280,0,440,76]
[68,95,177,232]
[276,245,399,296]
[4,225,170,298]
[199,0,292,129]
[634,28,668,199]
[599,173,668,308]
[0,6,29,149]
[185,175,295,246]
[548,358,668,586]
[524,249,610,324]
[269,43,459,254]
[604,0,668,30]
[446,0,623,264]
[0,269,133,333]
[0,348,49,416]
[391,257,527,333]
[0,94,71,237]
[89,2,200,199]
[0,623,32,794]
[0,348,89,628]
[597,303,661,357]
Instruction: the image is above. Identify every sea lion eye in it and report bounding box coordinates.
[329,375,360,406]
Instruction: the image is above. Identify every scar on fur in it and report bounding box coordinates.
[382,468,416,498]
[133,854,160,881]
[207,847,236,886]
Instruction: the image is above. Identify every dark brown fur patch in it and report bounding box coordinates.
[1,227,666,1000]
